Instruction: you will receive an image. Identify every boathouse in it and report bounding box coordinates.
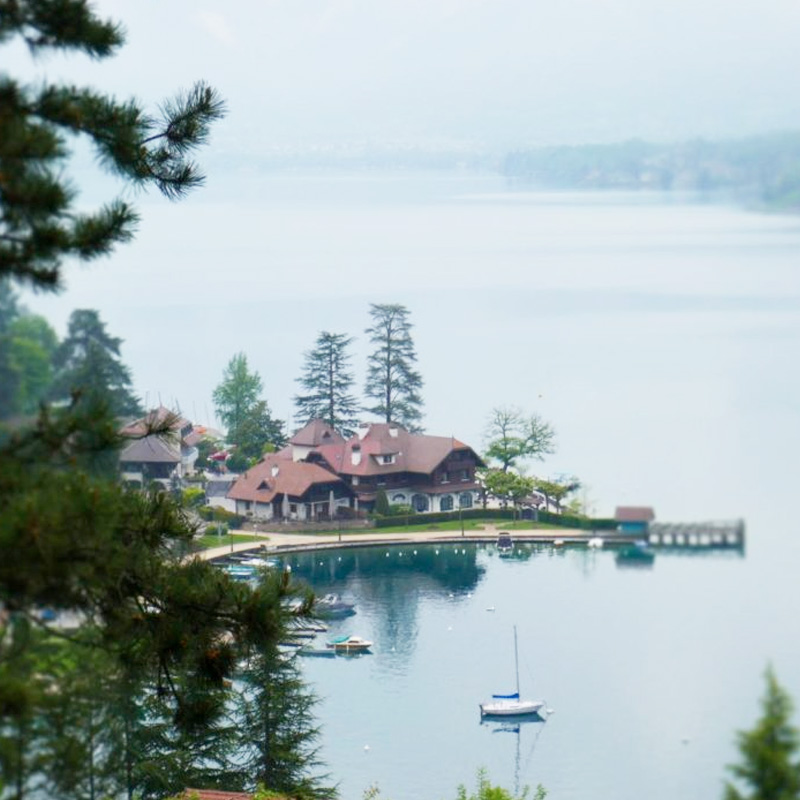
[615,506,655,535]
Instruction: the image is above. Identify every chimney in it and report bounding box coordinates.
[351,443,362,466]
[389,425,399,438]
[271,464,279,478]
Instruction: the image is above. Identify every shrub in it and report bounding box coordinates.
[182,487,206,508]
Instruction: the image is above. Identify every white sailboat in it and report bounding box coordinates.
[480,626,545,718]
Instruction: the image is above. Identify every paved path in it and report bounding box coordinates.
[195,524,598,561]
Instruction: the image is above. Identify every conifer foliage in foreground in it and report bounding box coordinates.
[725,666,800,800]
[0,3,329,798]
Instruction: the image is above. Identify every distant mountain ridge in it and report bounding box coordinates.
[502,132,800,209]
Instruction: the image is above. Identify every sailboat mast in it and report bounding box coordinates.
[514,625,520,695]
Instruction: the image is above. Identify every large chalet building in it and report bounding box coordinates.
[227,419,485,521]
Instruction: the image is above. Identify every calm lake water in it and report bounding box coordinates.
[27,171,800,796]
[285,537,797,800]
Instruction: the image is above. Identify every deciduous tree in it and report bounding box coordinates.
[213,354,283,460]
[364,303,424,431]
[484,406,555,473]
[482,468,535,511]
[294,331,359,436]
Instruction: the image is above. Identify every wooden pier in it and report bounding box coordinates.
[647,519,745,550]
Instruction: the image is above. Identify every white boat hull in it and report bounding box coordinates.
[480,698,545,717]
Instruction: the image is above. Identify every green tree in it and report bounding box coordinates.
[234,572,330,798]
[294,331,359,436]
[213,353,263,441]
[1,5,324,799]
[0,278,24,418]
[374,489,391,516]
[0,3,225,292]
[532,476,580,514]
[7,314,58,415]
[482,468,535,511]
[234,399,285,461]
[364,303,424,431]
[484,407,555,473]
[725,666,800,800]
[49,309,141,418]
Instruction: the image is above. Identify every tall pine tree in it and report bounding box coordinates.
[364,303,424,431]
[50,309,141,418]
[294,331,359,436]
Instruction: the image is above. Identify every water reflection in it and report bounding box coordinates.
[480,715,548,797]
[288,545,486,663]
[293,540,752,800]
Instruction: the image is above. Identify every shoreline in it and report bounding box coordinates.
[195,524,618,561]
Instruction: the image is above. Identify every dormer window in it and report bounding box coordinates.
[441,471,449,483]
[381,454,395,465]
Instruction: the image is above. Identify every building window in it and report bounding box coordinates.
[377,478,386,486]
[440,471,449,483]
[289,503,297,513]
[412,494,429,513]
[381,454,394,465]
[459,492,473,509]
[461,469,470,481]
[352,476,359,485]
[392,493,406,503]
[440,495,454,512]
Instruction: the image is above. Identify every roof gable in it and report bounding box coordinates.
[615,506,656,522]
[316,423,484,477]
[227,454,350,503]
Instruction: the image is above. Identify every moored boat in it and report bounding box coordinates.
[326,635,373,653]
[480,626,545,718]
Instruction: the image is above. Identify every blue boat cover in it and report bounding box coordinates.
[491,692,520,699]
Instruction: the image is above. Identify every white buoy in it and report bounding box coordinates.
[364,745,370,752]
[447,626,453,631]
[546,708,555,715]
[486,606,496,612]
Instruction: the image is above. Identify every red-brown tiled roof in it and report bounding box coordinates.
[615,506,655,522]
[315,423,483,478]
[183,790,253,800]
[227,453,348,503]
[290,419,345,447]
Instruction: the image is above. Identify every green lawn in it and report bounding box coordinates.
[194,533,268,550]
[361,518,568,534]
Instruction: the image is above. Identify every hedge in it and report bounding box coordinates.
[373,508,616,530]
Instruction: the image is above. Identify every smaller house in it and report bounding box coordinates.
[227,454,354,522]
[119,406,201,488]
[615,506,655,535]
[205,476,237,513]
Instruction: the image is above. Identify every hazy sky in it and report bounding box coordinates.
[10,0,800,150]
[8,1,800,519]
